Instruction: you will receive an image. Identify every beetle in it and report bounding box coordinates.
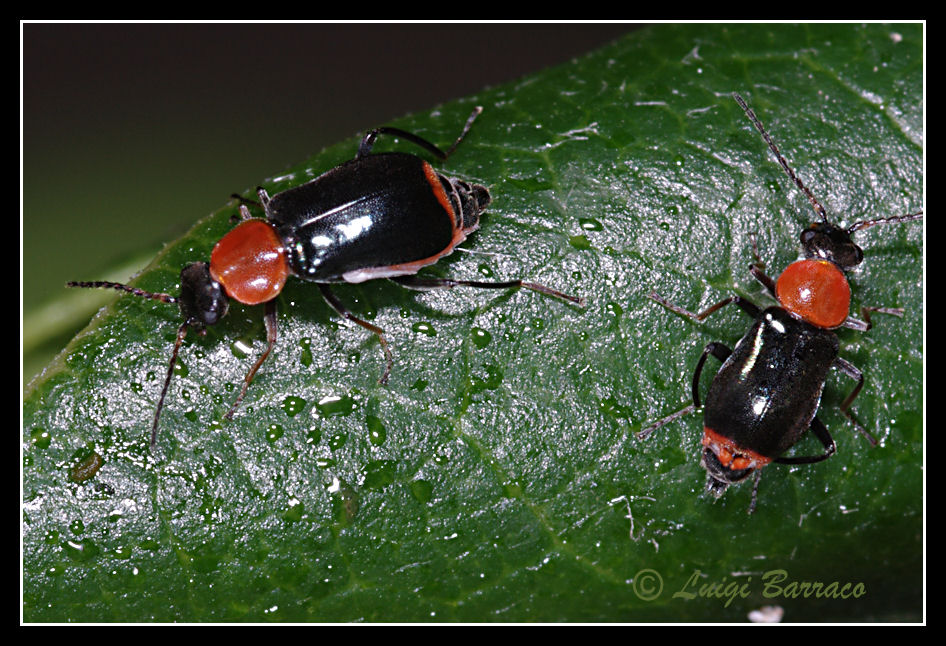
[69,107,584,447]
[638,93,922,513]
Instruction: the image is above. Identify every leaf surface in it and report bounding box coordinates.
[24,24,923,622]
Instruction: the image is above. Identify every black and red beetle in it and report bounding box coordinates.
[69,108,583,446]
[638,93,922,513]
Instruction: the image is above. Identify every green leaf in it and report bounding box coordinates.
[23,24,923,622]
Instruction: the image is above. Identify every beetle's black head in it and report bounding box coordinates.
[800,222,864,270]
[66,262,231,449]
[178,262,229,331]
[451,179,491,232]
[701,447,756,498]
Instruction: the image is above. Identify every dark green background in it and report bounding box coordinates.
[23,24,924,622]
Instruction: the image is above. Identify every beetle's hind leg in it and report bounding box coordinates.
[357,107,483,160]
[391,274,585,306]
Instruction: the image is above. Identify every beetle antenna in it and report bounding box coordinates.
[733,93,829,224]
[67,280,178,304]
[846,211,924,235]
[68,280,184,446]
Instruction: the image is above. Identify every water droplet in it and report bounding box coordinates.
[315,394,356,418]
[606,302,624,319]
[328,431,348,451]
[366,415,387,446]
[410,379,429,391]
[69,519,85,536]
[306,426,322,445]
[412,321,437,337]
[63,538,100,562]
[282,395,307,417]
[30,427,51,450]
[138,538,160,551]
[265,424,284,443]
[579,217,603,231]
[471,365,504,393]
[363,460,397,490]
[283,499,304,523]
[569,234,593,250]
[503,480,523,498]
[599,396,632,420]
[330,479,359,527]
[299,338,313,367]
[477,263,494,278]
[410,479,433,503]
[471,327,492,349]
[173,360,189,378]
[231,338,253,359]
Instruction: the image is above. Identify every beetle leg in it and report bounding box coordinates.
[358,107,483,160]
[637,341,731,440]
[229,191,268,223]
[229,193,262,208]
[224,299,278,420]
[773,416,838,464]
[318,284,393,385]
[832,356,879,446]
[747,231,766,270]
[636,403,696,440]
[151,322,190,447]
[745,231,780,297]
[648,291,761,322]
[841,305,906,332]
[358,126,447,160]
[391,274,585,306]
[749,263,777,298]
[692,342,731,407]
